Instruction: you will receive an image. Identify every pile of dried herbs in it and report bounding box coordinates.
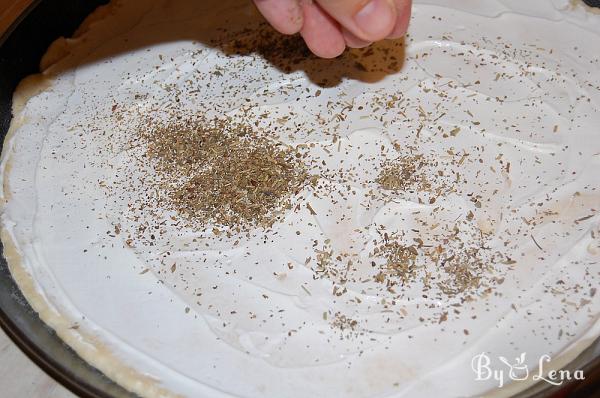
[138,117,308,229]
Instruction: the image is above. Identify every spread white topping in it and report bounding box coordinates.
[1,1,599,397]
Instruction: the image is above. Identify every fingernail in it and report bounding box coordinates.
[354,0,395,40]
[342,28,372,49]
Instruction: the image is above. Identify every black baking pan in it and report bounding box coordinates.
[0,1,599,397]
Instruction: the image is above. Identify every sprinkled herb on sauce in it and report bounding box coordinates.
[138,117,309,228]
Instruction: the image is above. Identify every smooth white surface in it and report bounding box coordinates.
[0,328,74,398]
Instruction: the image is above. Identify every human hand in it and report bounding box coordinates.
[253,0,412,58]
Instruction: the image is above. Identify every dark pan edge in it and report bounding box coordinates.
[0,275,114,398]
[0,0,41,45]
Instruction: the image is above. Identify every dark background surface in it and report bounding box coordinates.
[584,0,600,7]
[0,1,599,398]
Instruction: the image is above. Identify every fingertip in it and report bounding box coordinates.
[352,0,397,41]
[300,2,346,58]
[253,0,304,35]
[387,0,411,39]
[342,28,372,49]
[301,29,346,59]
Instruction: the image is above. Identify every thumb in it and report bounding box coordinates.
[314,0,397,42]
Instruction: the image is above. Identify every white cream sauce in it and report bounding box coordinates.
[1,0,600,397]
